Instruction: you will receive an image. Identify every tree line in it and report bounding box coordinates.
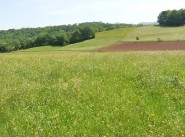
[0,22,132,52]
[158,9,185,26]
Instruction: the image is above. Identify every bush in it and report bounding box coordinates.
[157,38,162,42]
[136,37,139,41]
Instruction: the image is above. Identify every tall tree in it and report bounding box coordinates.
[55,33,69,46]
[79,26,95,40]
[158,10,170,26]
[158,9,185,26]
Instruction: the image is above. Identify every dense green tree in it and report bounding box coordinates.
[168,10,181,26]
[70,29,82,43]
[158,10,170,26]
[0,45,6,52]
[20,38,34,49]
[158,9,185,26]
[54,33,69,46]
[34,34,55,46]
[79,26,95,40]
[179,9,185,24]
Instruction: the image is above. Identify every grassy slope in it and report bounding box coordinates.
[123,26,185,42]
[1,51,185,136]
[21,26,185,52]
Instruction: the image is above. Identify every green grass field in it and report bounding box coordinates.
[1,51,185,136]
[123,26,185,42]
[21,26,185,52]
[1,26,185,136]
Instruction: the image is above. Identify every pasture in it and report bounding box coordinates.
[1,51,185,136]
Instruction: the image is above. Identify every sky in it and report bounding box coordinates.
[0,0,185,30]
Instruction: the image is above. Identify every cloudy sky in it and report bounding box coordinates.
[0,0,185,30]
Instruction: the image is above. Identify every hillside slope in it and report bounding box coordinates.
[21,27,134,52]
[21,26,185,52]
[123,26,185,42]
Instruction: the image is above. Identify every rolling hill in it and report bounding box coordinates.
[21,25,185,52]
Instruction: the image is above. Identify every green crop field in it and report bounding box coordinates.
[21,26,185,52]
[1,25,185,136]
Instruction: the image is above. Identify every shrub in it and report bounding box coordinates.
[136,37,139,41]
[157,38,162,42]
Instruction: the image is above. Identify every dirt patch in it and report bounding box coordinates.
[98,42,185,51]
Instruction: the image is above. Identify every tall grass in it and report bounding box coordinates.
[1,51,185,136]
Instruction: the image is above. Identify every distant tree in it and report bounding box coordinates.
[34,34,55,46]
[70,29,82,43]
[11,40,21,50]
[54,33,69,46]
[158,9,185,26]
[20,38,34,49]
[34,35,46,46]
[167,10,181,26]
[158,10,170,26]
[179,9,185,25]
[0,45,7,52]
[79,26,95,40]
[0,42,15,52]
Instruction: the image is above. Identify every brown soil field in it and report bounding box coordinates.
[98,42,185,51]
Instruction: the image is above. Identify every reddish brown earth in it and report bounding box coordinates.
[98,42,185,51]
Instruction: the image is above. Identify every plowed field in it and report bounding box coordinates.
[98,42,185,51]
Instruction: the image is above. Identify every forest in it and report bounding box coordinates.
[158,9,185,26]
[0,22,131,52]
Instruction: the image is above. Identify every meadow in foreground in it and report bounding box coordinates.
[0,51,185,136]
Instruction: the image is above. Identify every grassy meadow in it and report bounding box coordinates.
[1,51,185,136]
[123,26,185,42]
[1,25,185,136]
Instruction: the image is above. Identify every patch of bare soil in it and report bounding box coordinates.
[98,42,185,51]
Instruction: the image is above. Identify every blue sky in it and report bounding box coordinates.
[0,0,185,30]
